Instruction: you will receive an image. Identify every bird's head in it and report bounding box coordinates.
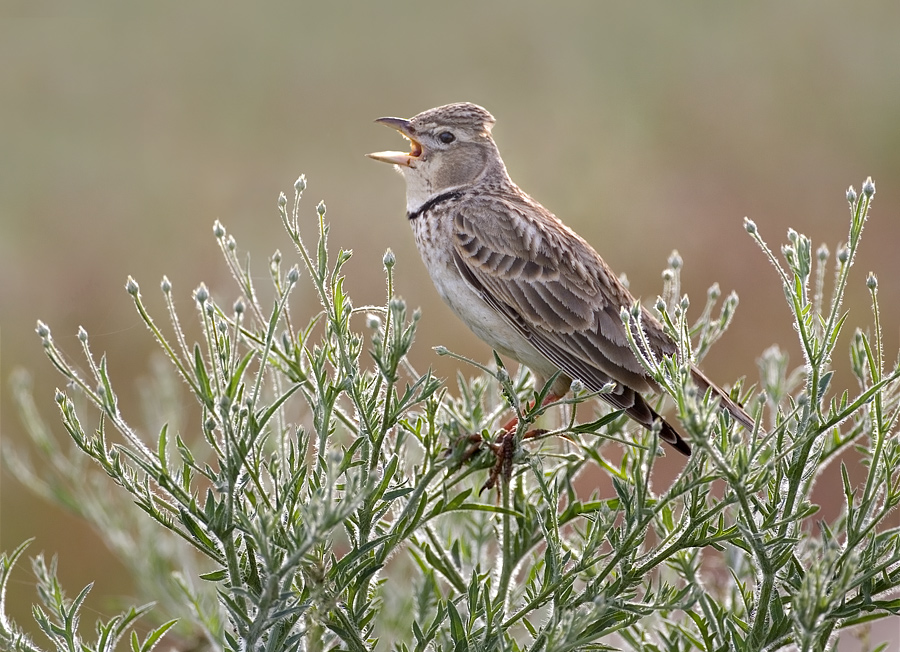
[368,102,505,207]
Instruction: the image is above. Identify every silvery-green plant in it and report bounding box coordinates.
[3,176,898,652]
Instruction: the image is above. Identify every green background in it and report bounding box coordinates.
[2,2,898,646]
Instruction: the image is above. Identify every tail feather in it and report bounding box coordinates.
[619,392,692,457]
[600,369,754,458]
[658,418,693,456]
[691,367,754,430]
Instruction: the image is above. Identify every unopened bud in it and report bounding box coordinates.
[668,250,682,270]
[862,177,875,197]
[194,284,209,305]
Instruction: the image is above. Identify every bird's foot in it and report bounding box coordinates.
[499,392,562,433]
[478,426,549,494]
[447,392,561,493]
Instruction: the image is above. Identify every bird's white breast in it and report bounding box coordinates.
[411,212,552,376]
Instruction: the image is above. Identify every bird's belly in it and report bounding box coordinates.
[425,255,546,368]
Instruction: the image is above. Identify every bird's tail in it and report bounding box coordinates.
[690,367,755,430]
[604,371,753,458]
[619,392,693,456]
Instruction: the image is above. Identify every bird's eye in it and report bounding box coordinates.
[438,131,456,144]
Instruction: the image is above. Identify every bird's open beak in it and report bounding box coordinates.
[367,117,423,167]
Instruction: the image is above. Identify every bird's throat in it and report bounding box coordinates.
[407,190,464,221]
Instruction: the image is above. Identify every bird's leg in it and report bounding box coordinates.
[481,429,517,494]
[476,392,563,493]
[500,392,562,437]
[448,393,564,494]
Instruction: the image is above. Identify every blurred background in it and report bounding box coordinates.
[2,1,899,646]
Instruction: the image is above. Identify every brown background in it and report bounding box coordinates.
[2,2,899,647]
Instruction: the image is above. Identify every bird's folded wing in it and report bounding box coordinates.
[450,199,674,394]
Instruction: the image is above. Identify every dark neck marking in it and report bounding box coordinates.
[407,190,463,221]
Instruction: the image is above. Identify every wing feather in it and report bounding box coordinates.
[451,197,670,394]
[449,193,753,436]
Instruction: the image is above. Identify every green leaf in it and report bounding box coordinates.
[193,344,213,407]
[199,568,228,582]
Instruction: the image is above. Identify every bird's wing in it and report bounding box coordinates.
[449,195,675,396]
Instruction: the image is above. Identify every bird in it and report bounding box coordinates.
[367,102,752,456]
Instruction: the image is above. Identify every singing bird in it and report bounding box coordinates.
[368,102,752,455]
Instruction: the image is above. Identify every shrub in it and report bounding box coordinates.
[3,176,898,651]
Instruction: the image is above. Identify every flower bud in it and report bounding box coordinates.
[194,284,209,305]
[668,250,682,270]
[862,177,875,197]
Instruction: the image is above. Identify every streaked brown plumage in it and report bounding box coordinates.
[368,102,752,455]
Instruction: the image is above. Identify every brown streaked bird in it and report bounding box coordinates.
[368,102,752,456]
